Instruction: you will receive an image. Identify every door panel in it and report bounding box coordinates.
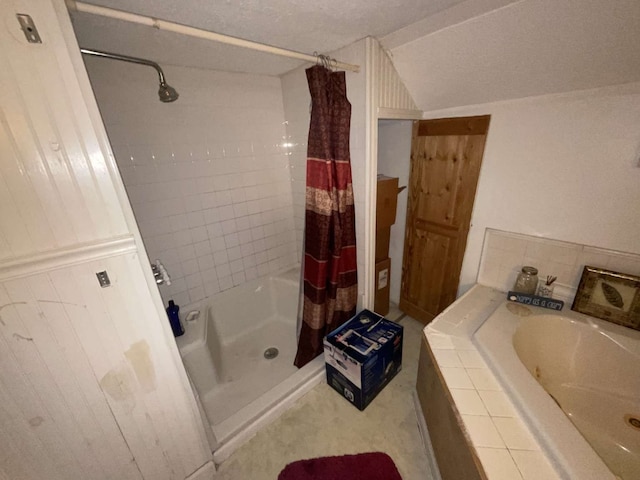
[400,117,490,324]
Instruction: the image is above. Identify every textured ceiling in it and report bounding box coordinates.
[69,0,640,109]
[69,0,469,75]
[386,0,640,111]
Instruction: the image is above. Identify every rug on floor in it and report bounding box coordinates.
[277,452,402,480]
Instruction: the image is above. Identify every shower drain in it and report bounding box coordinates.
[264,347,279,360]
[625,414,640,431]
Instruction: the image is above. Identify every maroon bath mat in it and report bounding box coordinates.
[278,452,402,480]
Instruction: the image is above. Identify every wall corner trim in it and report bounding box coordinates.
[0,235,137,282]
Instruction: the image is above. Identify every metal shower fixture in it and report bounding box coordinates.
[80,47,179,102]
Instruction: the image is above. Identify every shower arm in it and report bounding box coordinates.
[80,48,167,85]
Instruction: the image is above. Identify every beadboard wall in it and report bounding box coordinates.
[0,1,213,478]
[373,41,421,117]
[83,58,298,308]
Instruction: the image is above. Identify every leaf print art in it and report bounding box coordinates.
[601,282,624,309]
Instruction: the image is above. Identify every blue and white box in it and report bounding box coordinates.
[323,309,403,410]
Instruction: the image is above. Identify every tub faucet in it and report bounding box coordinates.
[151,259,171,286]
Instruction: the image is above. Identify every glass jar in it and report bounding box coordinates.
[513,266,538,294]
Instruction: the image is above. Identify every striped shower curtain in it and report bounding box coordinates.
[294,65,358,368]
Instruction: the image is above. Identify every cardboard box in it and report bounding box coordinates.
[324,310,403,410]
[376,176,399,229]
[374,258,391,315]
[375,227,391,262]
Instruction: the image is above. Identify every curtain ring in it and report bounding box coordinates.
[317,54,329,70]
[312,53,339,71]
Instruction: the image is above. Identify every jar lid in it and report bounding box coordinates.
[521,266,538,275]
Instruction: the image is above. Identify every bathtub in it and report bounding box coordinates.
[176,267,325,463]
[475,301,640,480]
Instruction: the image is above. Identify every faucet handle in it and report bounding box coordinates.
[153,259,171,286]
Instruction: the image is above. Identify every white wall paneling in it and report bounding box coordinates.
[373,41,421,118]
[0,235,136,282]
[0,0,214,478]
[0,253,211,479]
[0,4,130,262]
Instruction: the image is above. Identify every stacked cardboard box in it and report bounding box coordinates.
[374,258,391,315]
[375,176,400,315]
[324,309,403,410]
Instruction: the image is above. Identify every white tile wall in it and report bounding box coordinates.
[85,58,298,308]
[478,229,640,301]
[280,68,310,261]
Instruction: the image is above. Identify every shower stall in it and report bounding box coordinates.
[77,44,326,460]
[68,0,370,461]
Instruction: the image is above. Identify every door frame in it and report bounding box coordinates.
[366,39,423,312]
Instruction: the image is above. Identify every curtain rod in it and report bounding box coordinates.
[66,0,361,73]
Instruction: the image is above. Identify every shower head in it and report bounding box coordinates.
[158,82,179,103]
[80,48,179,103]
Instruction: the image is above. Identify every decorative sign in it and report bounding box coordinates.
[507,291,564,311]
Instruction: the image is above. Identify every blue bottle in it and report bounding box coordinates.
[166,300,184,337]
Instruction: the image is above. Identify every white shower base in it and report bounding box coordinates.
[176,266,324,463]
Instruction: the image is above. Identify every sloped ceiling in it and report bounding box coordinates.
[69,0,640,109]
[69,0,470,75]
[383,0,640,111]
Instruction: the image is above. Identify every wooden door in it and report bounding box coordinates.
[399,116,490,324]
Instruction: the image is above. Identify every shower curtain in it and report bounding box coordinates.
[294,65,358,368]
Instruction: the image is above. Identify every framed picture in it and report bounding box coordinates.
[572,266,640,331]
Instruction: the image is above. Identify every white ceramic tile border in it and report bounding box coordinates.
[427,334,562,480]
[478,229,640,303]
[423,285,563,480]
[461,229,637,479]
